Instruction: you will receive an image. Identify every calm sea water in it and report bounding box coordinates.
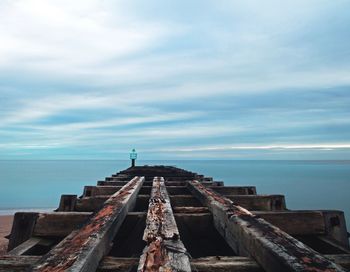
[0,160,349,229]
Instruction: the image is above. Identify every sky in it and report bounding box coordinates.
[0,0,350,160]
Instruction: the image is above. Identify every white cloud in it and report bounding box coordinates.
[0,0,170,71]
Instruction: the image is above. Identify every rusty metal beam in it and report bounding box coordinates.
[29,176,144,272]
[138,177,191,272]
[187,180,346,272]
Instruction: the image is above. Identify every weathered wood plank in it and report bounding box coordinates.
[26,210,327,238]
[138,177,191,272]
[202,181,225,186]
[33,212,92,237]
[317,236,350,254]
[82,185,151,197]
[188,180,346,272]
[0,255,40,272]
[167,186,256,195]
[325,255,350,270]
[83,186,122,197]
[2,255,350,272]
[170,194,285,210]
[0,255,279,272]
[174,211,326,236]
[253,211,326,235]
[170,195,204,207]
[191,256,263,272]
[173,207,210,214]
[30,176,144,272]
[7,238,54,256]
[97,181,127,186]
[165,186,192,195]
[75,196,108,212]
[226,195,286,211]
[76,194,161,212]
[165,181,187,186]
[0,256,139,272]
[97,257,138,272]
[211,186,257,195]
[105,177,129,181]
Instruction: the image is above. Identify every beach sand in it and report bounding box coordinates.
[0,215,13,256]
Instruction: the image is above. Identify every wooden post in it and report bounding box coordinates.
[7,212,38,251]
[30,176,144,272]
[138,177,191,272]
[57,195,77,211]
[187,180,346,272]
[322,211,350,248]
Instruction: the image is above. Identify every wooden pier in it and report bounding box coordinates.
[1,165,349,271]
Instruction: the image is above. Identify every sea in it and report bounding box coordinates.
[0,160,349,229]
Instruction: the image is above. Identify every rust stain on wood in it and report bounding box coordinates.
[190,180,345,272]
[33,177,141,272]
[140,177,187,272]
[141,177,170,272]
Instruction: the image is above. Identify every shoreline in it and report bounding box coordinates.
[0,215,13,256]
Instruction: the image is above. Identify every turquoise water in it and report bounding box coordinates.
[0,160,349,229]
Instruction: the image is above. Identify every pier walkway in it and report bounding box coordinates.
[1,165,349,271]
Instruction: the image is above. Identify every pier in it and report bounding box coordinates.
[1,165,349,271]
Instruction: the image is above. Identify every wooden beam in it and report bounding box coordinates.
[97,181,127,186]
[211,186,257,195]
[7,210,323,241]
[191,256,262,272]
[98,257,138,272]
[226,195,286,211]
[165,186,192,195]
[105,177,129,181]
[7,238,54,256]
[76,194,152,212]
[164,181,186,186]
[83,186,122,197]
[83,185,152,197]
[253,211,326,235]
[173,207,210,214]
[25,209,334,240]
[188,180,346,272]
[170,195,204,207]
[316,236,350,254]
[0,255,40,272]
[33,212,92,237]
[174,211,326,236]
[75,196,108,212]
[2,254,350,272]
[30,176,144,272]
[138,177,191,272]
[170,195,285,210]
[167,186,256,195]
[325,255,350,270]
[0,256,140,272]
[202,181,225,186]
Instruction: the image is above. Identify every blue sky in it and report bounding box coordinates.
[0,0,350,159]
